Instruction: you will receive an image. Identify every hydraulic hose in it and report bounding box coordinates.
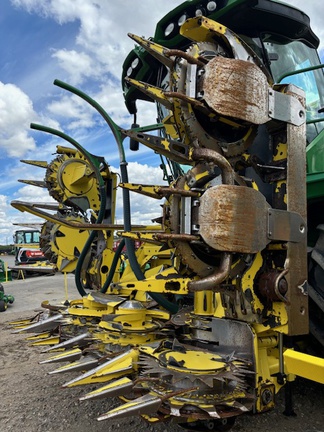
[100,239,125,293]
[120,158,178,313]
[51,80,178,312]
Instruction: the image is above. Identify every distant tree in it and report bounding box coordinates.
[0,245,14,254]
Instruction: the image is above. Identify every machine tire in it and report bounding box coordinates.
[0,300,7,312]
[308,226,324,350]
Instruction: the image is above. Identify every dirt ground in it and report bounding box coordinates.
[0,273,323,432]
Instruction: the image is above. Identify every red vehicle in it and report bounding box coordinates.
[10,228,55,277]
[13,229,47,265]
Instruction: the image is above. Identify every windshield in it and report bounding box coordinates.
[262,35,324,143]
[16,230,40,244]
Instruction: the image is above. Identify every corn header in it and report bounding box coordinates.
[10,0,324,430]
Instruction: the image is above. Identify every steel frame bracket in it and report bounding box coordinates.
[267,208,307,243]
[268,85,306,126]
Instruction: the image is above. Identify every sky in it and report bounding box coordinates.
[0,0,323,245]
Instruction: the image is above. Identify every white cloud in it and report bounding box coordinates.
[0,193,42,245]
[11,0,82,23]
[11,0,185,83]
[0,80,60,162]
[47,94,96,129]
[13,184,54,203]
[0,82,36,157]
[0,195,14,244]
[13,1,324,85]
[127,162,166,184]
[47,83,128,131]
[52,49,101,86]
[0,195,11,219]
[8,0,175,147]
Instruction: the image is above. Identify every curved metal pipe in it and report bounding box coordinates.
[185,148,234,292]
[164,49,206,66]
[191,148,235,185]
[188,253,232,292]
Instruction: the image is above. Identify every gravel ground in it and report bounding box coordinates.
[0,272,323,432]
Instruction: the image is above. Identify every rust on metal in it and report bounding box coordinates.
[198,185,270,253]
[155,233,200,243]
[168,160,234,278]
[127,33,174,69]
[256,269,288,302]
[164,49,206,66]
[284,86,308,336]
[188,253,232,292]
[201,57,269,124]
[157,187,200,198]
[191,148,234,185]
[164,91,209,114]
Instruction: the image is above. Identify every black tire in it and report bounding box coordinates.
[0,283,4,293]
[0,300,7,312]
[308,226,324,351]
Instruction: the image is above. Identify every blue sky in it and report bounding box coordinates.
[0,0,323,245]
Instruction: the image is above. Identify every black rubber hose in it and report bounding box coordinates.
[100,238,125,293]
[74,185,107,296]
[119,164,179,313]
[52,81,178,312]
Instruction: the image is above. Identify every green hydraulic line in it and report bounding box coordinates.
[277,63,324,84]
[52,81,134,289]
[52,80,178,313]
[307,118,324,125]
[277,64,324,126]
[53,81,129,298]
[30,123,107,298]
[54,80,165,156]
[127,123,165,133]
[54,79,126,162]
